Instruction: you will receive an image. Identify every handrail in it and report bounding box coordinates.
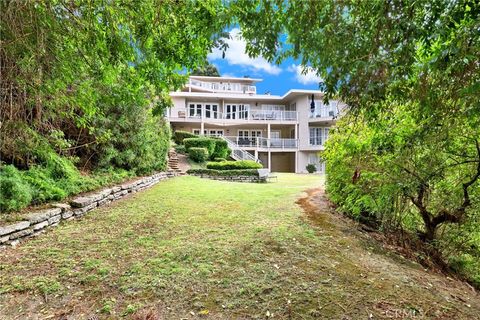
[221,136,260,162]
[180,108,298,121]
[225,136,298,149]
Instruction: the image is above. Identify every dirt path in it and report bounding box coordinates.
[296,188,480,319]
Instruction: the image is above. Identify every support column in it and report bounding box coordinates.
[295,151,298,173]
[268,151,272,171]
[255,149,259,160]
[267,123,271,148]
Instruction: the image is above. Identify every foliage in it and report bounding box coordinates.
[306,164,317,174]
[191,60,220,76]
[184,137,216,155]
[174,145,187,155]
[187,168,259,177]
[213,158,227,162]
[231,0,480,284]
[210,139,230,160]
[188,148,209,163]
[0,165,32,212]
[174,131,199,145]
[206,160,262,170]
[0,1,227,212]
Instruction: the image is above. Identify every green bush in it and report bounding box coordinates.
[213,158,227,162]
[187,168,259,177]
[174,144,186,154]
[188,147,209,163]
[174,131,198,144]
[306,164,317,173]
[184,137,216,155]
[210,139,230,159]
[0,165,33,212]
[206,160,262,170]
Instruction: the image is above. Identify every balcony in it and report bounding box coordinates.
[310,100,340,119]
[189,79,256,94]
[226,136,298,149]
[174,108,298,122]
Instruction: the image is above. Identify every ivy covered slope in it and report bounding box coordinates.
[0,1,226,212]
[232,1,480,286]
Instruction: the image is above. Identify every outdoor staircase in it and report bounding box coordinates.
[167,148,183,174]
[222,137,261,163]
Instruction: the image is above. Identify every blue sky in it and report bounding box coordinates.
[208,28,322,96]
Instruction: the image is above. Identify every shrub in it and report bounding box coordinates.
[188,147,209,163]
[306,164,317,173]
[210,139,230,159]
[175,144,186,154]
[0,165,33,212]
[213,158,227,162]
[187,168,259,177]
[174,131,198,144]
[184,137,216,155]
[206,160,262,170]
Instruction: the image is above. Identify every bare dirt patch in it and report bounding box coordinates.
[296,187,480,319]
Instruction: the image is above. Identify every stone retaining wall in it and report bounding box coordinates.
[0,171,177,249]
[188,173,264,183]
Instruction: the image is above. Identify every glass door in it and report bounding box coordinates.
[226,104,237,119]
[238,130,250,146]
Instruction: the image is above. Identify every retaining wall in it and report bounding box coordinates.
[188,173,264,183]
[0,171,177,249]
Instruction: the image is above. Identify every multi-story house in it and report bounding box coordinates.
[167,75,344,173]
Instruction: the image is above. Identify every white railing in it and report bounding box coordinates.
[178,108,298,121]
[250,110,298,121]
[189,79,256,94]
[221,136,260,162]
[225,136,298,149]
[310,100,340,118]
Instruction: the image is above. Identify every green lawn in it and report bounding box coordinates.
[1,174,479,319]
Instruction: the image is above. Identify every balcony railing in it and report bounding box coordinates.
[310,101,340,119]
[175,109,298,121]
[189,79,256,94]
[225,136,298,149]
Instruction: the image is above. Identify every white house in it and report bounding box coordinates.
[167,75,344,173]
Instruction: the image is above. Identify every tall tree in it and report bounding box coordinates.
[228,1,480,244]
[192,61,221,76]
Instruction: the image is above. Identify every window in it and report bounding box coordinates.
[193,129,208,135]
[189,103,202,118]
[238,104,250,119]
[309,127,323,145]
[205,104,219,119]
[208,130,224,137]
[309,127,331,145]
[226,104,237,119]
[308,153,325,173]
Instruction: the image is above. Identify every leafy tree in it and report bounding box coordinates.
[229,0,480,236]
[192,61,221,76]
[0,0,227,211]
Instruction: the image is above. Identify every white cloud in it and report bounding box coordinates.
[288,64,322,85]
[208,28,282,75]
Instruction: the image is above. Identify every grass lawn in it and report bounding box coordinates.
[1,174,479,319]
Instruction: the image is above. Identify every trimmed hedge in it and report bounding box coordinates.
[206,160,262,170]
[188,147,209,162]
[187,168,259,177]
[210,138,230,159]
[174,144,186,154]
[174,130,198,144]
[184,137,216,155]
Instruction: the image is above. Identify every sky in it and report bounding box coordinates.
[207,28,322,96]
